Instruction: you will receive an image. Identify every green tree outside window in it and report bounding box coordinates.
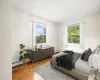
[36,25,46,43]
[68,25,80,43]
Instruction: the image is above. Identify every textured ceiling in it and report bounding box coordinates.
[13,0,100,23]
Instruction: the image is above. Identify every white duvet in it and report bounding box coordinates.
[52,52,90,75]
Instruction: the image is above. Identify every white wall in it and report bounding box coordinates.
[12,8,58,66]
[0,0,12,80]
[58,13,100,51]
[83,14,100,50]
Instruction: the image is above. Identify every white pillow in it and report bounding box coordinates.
[88,53,93,68]
[95,45,100,54]
[93,54,100,72]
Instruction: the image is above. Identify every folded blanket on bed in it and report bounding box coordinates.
[56,51,74,70]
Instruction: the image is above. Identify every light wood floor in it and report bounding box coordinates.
[12,57,51,80]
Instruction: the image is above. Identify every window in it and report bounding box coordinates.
[68,24,80,43]
[36,24,46,43]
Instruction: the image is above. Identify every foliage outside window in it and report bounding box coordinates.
[68,24,80,43]
[36,24,46,43]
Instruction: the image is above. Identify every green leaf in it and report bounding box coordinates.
[19,55,23,61]
[19,44,25,49]
[19,50,23,55]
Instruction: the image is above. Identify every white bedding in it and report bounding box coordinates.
[75,58,90,74]
[52,52,90,75]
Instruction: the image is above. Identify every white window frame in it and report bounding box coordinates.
[68,23,80,44]
[34,22,46,44]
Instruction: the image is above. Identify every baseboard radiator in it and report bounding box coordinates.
[12,61,23,67]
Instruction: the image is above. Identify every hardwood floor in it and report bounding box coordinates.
[12,57,51,80]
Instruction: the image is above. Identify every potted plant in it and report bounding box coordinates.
[19,44,30,64]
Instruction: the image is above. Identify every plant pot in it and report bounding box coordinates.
[22,58,29,64]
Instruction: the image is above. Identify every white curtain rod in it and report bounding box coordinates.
[67,23,80,26]
[67,22,85,27]
[31,20,46,25]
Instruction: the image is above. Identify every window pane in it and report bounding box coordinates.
[36,35,46,43]
[68,25,80,35]
[68,35,80,43]
[36,25,46,36]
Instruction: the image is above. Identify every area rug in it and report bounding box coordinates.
[33,61,76,80]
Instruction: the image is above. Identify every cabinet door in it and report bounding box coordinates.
[41,49,46,58]
[45,47,54,57]
[29,51,33,60]
[32,51,40,62]
[32,50,45,62]
[43,49,48,57]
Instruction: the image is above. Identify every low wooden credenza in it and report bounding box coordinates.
[25,47,54,62]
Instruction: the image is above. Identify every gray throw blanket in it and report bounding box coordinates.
[56,51,74,70]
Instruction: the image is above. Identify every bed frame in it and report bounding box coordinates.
[51,59,88,80]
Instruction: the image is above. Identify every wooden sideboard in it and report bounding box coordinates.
[25,47,54,62]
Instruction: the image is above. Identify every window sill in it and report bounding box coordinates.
[68,43,80,45]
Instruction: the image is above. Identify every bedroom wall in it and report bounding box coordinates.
[0,0,12,80]
[58,13,100,51]
[12,8,58,67]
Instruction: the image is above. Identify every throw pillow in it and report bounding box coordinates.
[81,51,86,60]
[84,48,92,61]
[81,48,92,61]
[88,53,93,67]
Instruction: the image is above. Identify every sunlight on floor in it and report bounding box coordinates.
[33,72,44,80]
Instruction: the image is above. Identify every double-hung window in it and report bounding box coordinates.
[36,24,46,43]
[68,24,80,44]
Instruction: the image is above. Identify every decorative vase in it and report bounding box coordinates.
[40,45,42,49]
[22,58,29,64]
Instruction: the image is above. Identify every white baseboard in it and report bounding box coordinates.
[12,61,23,67]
